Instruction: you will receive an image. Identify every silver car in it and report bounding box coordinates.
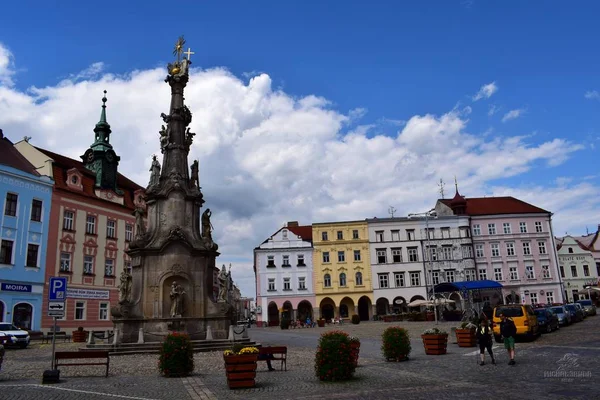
[576,299,597,316]
[550,306,572,326]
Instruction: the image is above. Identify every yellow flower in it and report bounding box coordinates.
[238,347,259,355]
[223,350,234,356]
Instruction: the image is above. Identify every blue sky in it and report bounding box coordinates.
[1,1,599,295]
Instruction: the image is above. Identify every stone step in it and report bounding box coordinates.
[80,339,259,355]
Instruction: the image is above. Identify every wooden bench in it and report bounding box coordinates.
[42,331,72,344]
[28,331,45,341]
[54,351,110,377]
[258,346,287,371]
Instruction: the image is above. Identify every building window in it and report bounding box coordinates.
[427,228,435,240]
[268,278,275,291]
[106,220,116,238]
[525,265,535,279]
[99,302,109,320]
[538,241,547,255]
[503,223,511,234]
[297,254,305,266]
[378,273,389,288]
[282,255,290,266]
[568,247,574,254]
[375,231,384,242]
[491,244,500,257]
[337,230,343,240]
[376,249,387,264]
[63,210,74,230]
[352,229,359,239]
[474,244,485,258]
[125,224,133,241]
[432,271,440,285]
[559,265,565,278]
[465,269,476,281]
[355,272,363,286]
[323,274,331,288]
[473,224,481,236]
[394,272,405,287]
[75,301,86,320]
[427,246,438,261]
[86,215,96,235]
[391,230,399,241]
[26,244,39,267]
[353,250,361,261]
[267,255,275,267]
[494,267,503,281]
[321,231,328,241]
[322,252,330,263]
[522,242,531,256]
[298,277,306,290]
[31,199,43,222]
[392,248,402,263]
[339,273,347,286]
[546,291,554,304]
[124,260,132,274]
[283,278,291,290]
[570,265,578,278]
[519,222,527,233]
[441,228,450,239]
[535,221,543,233]
[282,229,288,240]
[583,265,590,277]
[506,243,515,256]
[410,272,420,286]
[442,246,452,260]
[542,265,551,279]
[105,259,115,277]
[478,268,487,280]
[446,270,455,282]
[406,230,415,240]
[408,247,418,262]
[460,227,470,238]
[530,292,538,305]
[84,255,94,274]
[337,251,345,262]
[4,193,18,216]
[509,267,519,280]
[462,245,473,259]
[60,252,71,272]
[488,224,496,235]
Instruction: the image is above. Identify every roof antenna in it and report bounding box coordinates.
[388,206,396,218]
[438,178,445,199]
[586,226,589,235]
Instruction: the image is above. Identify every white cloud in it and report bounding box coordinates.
[584,90,600,100]
[502,108,524,122]
[0,43,592,297]
[0,42,15,87]
[473,81,498,101]
[488,104,499,116]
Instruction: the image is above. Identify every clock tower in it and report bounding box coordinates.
[81,90,122,194]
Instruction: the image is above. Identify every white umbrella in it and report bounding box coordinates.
[432,298,455,305]
[408,299,431,307]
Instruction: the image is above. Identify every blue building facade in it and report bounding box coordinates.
[0,131,54,330]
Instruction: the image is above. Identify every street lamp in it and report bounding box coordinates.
[408,208,438,324]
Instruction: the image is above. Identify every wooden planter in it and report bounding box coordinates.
[72,330,87,343]
[317,319,325,327]
[455,329,477,347]
[350,342,360,367]
[421,334,448,355]
[223,354,258,389]
[426,312,435,321]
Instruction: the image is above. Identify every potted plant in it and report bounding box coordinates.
[455,321,477,347]
[421,327,448,355]
[72,327,87,342]
[223,344,259,389]
[315,330,355,381]
[349,336,360,367]
[351,314,360,325]
[317,318,326,327]
[159,332,194,377]
[382,326,411,362]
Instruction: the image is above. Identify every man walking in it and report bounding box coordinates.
[499,313,517,365]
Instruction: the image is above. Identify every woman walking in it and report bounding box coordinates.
[476,317,495,366]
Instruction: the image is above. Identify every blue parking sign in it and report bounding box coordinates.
[49,277,67,301]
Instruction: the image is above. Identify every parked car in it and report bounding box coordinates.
[492,304,540,342]
[576,299,597,316]
[565,304,584,322]
[574,302,587,319]
[534,308,559,333]
[550,305,572,326]
[0,323,30,349]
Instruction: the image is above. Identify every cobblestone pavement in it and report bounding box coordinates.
[1,317,598,399]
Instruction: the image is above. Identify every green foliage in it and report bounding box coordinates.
[381,326,411,361]
[460,321,477,330]
[158,332,194,377]
[232,343,245,354]
[422,327,447,335]
[351,314,361,324]
[314,330,355,381]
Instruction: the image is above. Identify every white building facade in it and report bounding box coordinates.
[557,236,599,303]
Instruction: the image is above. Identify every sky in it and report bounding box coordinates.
[1,1,600,298]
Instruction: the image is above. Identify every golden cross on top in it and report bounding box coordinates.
[184,47,195,61]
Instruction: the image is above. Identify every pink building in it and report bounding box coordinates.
[437,191,563,306]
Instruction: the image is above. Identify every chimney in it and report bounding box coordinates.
[286,221,299,227]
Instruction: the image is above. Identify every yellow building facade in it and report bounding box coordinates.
[312,220,374,321]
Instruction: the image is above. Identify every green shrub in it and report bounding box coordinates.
[158,332,194,377]
[351,314,360,324]
[381,326,411,361]
[314,330,355,381]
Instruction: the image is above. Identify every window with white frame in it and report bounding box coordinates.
[323,274,331,287]
[559,265,565,278]
[478,268,488,280]
[506,242,515,256]
[584,265,590,276]
[377,249,387,264]
[267,255,275,267]
[432,271,440,285]
[75,301,86,320]
[519,222,527,233]
[26,244,39,267]
[86,215,96,235]
[337,251,345,262]
[125,224,133,241]
[446,270,455,282]
[375,231,384,242]
[428,246,437,261]
[408,247,418,262]
[525,265,535,279]
[491,243,500,257]
[503,223,511,234]
[460,227,471,238]
[352,229,359,239]
[509,267,519,280]
[462,245,473,258]
[322,252,330,263]
[378,273,389,288]
[337,230,343,240]
[530,292,538,305]
[494,267,503,281]
[31,199,43,222]
[355,272,363,285]
[298,277,306,290]
[99,302,109,320]
[105,259,114,276]
[535,221,543,233]
[282,255,290,266]
[60,252,71,272]
[339,273,347,286]
[538,241,547,255]
[427,228,435,240]
[4,193,18,216]
[394,272,405,287]
[571,265,578,277]
[475,244,484,258]
[283,278,291,290]
[84,255,94,274]
[522,242,531,255]
[441,228,450,239]
[406,230,415,240]
[106,220,116,238]
[297,254,305,265]
[488,224,496,235]
[63,210,74,230]
[322,231,328,241]
[391,230,400,241]
[442,246,452,260]
[542,265,551,279]
[268,278,275,291]
[465,269,476,281]
[392,248,402,263]
[473,224,481,236]
[546,291,554,304]
[353,250,361,261]
[410,272,420,286]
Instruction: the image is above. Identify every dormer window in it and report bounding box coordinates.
[282,229,288,240]
[71,176,78,184]
[66,168,84,191]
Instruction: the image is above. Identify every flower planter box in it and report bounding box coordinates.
[455,329,477,347]
[72,330,87,343]
[421,334,448,355]
[223,354,258,389]
[350,342,360,367]
[317,319,325,327]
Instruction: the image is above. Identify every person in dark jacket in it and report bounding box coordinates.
[499,313,517,365]
[476,317,495,365]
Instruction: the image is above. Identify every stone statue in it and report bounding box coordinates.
[133,207,146,239]
[201,208,213,240]
[185,128,195,149]
[190,160,199,187]
[118,269,133,304]
[170,281,185,317]
[159,125,170,151]
[217,265,229,303]
[148,155,161,187]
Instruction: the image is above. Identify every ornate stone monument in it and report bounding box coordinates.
[112,36,234,342]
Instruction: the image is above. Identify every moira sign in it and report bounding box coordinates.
[1,283,32,292]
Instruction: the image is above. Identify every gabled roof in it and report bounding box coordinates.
[440,196,549,216]
[556,234,597,252]
[0,132,40,176]
[287,225,313,241]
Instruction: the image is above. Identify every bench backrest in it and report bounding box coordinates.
[259,346,287,354]
[55,351,109,359]
[47,331,67,336]
[29,331,44,338]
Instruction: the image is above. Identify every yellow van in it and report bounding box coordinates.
[492,304,540,342]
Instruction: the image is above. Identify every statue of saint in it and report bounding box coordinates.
[148,155,161,187]
[190,160,199,187]
[159,125,170,151]
[201,208,213,240]
[217,265,229,302]
[118,269,132,304]
[170,281,185,317]
[133,207,146,239]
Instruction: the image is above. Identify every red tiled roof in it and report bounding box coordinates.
[440,196,549,216]
[36,146,143,210]
[288,225,313,241]
[0,133,40,176]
